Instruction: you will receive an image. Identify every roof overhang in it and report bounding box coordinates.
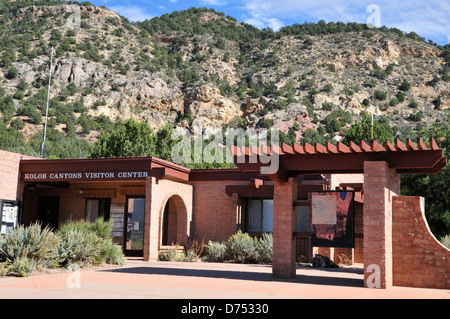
[231,137,447,181]
[20,156,191,183]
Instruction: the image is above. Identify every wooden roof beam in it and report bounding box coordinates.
[385,139,396,151]
[395,139,407,151]
[303,142,315,154]
[417,138,428,151]
[406,138,418,151]
[337,142,351,153]
[349,141,361,153]
[371,140,385,152]
[326,142,338,154]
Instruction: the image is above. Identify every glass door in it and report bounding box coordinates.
[125,197,145,256]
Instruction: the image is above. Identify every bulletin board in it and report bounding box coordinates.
[310,191,354,248]
[0,200,20,235]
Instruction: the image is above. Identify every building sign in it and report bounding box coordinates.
[22,171,150,182]
[311,191,354,248]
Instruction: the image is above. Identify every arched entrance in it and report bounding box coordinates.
[161,195,188,248]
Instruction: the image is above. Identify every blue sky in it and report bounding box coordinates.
[90,0,449,45]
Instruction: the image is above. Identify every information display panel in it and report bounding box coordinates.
[311,192,354,248]
[0,200,20,234]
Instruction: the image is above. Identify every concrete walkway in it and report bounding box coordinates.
[0,258,448,299]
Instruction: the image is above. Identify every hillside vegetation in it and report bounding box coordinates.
[0,0,448,157]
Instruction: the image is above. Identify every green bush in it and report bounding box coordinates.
[205,241,226,262]
[256,233,273,264]
[57,218,125,266]
[0,222,61,271]
[204,232,273,264]
[10,257,35,277]
[0,218,127,277]
[104,240,127,265]
[57,228,105,267]
[225,230,258,263]
[158,247,184,261]
[0,260,11,277]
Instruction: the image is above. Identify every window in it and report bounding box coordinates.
[86,198,111,222]
[246,199,310,233]
[246,199,273,232]
[295,205,309,232]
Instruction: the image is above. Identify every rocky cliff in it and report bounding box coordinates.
[0,3,448,146]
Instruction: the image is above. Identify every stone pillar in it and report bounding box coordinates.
[272,176,298,278]
[363,161,400,288]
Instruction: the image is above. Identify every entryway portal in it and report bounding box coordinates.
[125,196,145,256]
[161,195,188,247]
[37,196,59,230]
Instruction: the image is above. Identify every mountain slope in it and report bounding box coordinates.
[0,1,448,157]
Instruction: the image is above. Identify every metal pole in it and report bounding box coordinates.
[371,87,374,140]
[40,46,54,158]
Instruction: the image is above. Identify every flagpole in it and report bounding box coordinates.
[371,87,374,140]
[40,46,54,158]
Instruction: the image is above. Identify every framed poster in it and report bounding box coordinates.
[311,192,354,248]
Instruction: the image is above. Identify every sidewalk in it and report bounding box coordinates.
[0,258,448,299]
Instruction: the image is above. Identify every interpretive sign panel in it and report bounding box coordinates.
[311,192,354,248]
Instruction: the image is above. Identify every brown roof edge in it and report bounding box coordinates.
[20,156,190,172]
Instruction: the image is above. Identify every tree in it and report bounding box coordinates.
[90,119,157,158]
[398,79,411,91]
[6,67,19,79]
[343,115,393,145]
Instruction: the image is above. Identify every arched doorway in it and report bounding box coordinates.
[161,195,188,247]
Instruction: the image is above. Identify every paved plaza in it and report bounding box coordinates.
[0,259,448,299]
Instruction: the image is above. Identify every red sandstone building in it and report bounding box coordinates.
[0,137,449,290]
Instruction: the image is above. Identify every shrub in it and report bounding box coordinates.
[225,230,258,263]
[10,118,25,130]
[0,261,11,277]
[57,218,125,267]
[256,233,273,264]
[0,222,61,270]
[158,246,183,261]
[389,97,399,106]
[396,91,405,102]
[57,228,105,267]
[205,241,226,262]
[6,67,19,79]
[0,219,126,277]
[104,240,127,265]
[374,90,387,101]
[408,99,418,108]
[398,80,411,91]
[9,257,35,277]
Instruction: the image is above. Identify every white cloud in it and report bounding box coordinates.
[109,5,155,22]
[244,14,283,31]
[240,0,449,44]
[200,0,228,5]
